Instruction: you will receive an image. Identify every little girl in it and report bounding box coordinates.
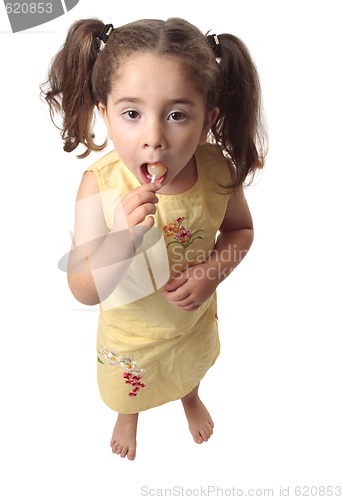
[42,17,267,460]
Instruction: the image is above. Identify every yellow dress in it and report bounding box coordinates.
[87,143,231,413]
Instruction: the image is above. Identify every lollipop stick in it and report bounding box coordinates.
[151,174,156,183]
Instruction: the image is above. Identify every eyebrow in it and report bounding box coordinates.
[113,97,196,106]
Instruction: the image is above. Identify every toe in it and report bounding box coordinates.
[200,430,209,442]
[120,446,129,458]
[127,447,136,460]
[194,434,203,444]
[199,423,213,442]
[111,443,119,454]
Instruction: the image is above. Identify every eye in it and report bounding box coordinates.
[168,111,187,122]
[122,110,140,120]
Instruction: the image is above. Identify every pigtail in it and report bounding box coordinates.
[41,19,106,158]
[213,34,267,187]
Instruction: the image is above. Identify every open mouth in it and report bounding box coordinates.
[140,163,168,184]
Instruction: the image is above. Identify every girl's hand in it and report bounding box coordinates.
[162,263,219,312]
[113,181,161,250]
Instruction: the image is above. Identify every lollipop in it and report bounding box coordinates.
[147,162,167,183]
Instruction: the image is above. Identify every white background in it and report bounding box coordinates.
[1,0,342,498]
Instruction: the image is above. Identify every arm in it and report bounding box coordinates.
[205,183,254,283]
[67,171,160,305]
[162,184,254,312]
[67,172,101,305]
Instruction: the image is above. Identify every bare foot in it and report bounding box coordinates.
[181,388,214,444]
[110,413,138,460]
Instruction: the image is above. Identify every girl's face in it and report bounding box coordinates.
[99,53,218,193]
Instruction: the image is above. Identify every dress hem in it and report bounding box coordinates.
[98,349,220,414]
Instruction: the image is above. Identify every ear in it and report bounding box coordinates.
[199,107,220,144]
[98,102,113,140]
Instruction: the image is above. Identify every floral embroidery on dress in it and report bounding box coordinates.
[163,216,204,248]
[97,346,146,397]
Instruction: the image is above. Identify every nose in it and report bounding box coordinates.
[143,119,166,150]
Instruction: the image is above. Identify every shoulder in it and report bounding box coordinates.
[75,150,120,201]
[195,143,232,189]
[85,149,121,190]
[86,149,121,174]
[84,149,140,197]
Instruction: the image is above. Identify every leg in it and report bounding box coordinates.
[110,412,138,460]
[181,384,214,444]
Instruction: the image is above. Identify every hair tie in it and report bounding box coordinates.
[98,23,114,51]
[207,34,221,57]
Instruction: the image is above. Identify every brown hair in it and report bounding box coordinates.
[41,17,267,187]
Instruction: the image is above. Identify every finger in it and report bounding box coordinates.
[130,216,156,249]
[127,202,158,227]
[136,215,155,229]
[123,192,159,218]
[128,181,162,199]
[181,303,200,312]
[164,274,189,292]
[150,181,163,192]
[137,180,163,193]
[165,292,193,307]
[171,300,200,312]
[169,299,200,312]
[122,182,160,205]
[163,284,191,300]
